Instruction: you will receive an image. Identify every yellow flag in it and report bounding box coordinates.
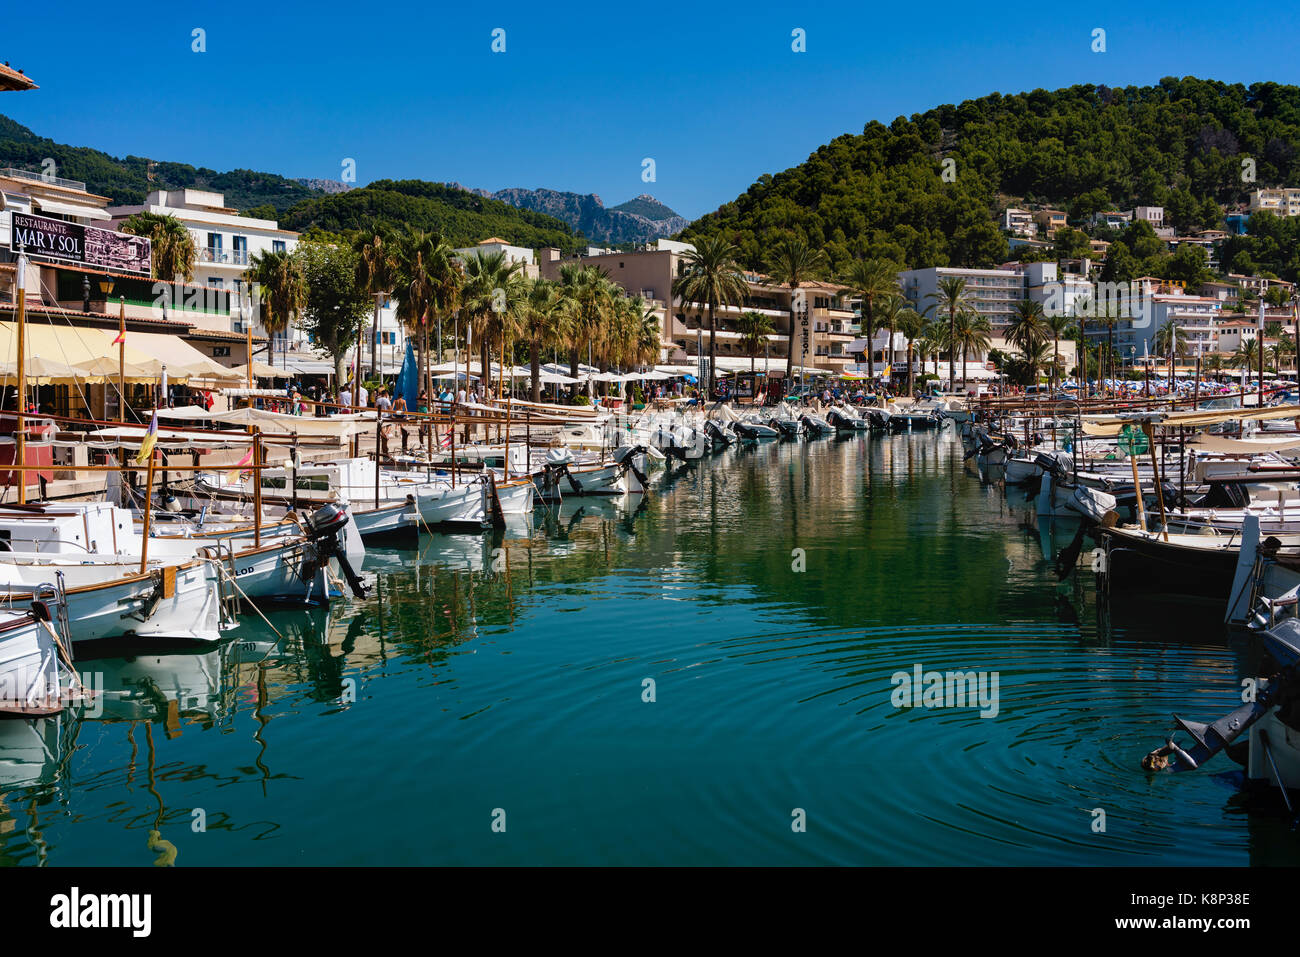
[134,412,158,465]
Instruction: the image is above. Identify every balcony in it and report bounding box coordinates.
[0,166,87,192]
[199,248,251,267]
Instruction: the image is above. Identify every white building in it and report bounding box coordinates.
[106,189,298,341]
[1024,262,1093,318]
[1249,188,1300,217]
[1002,208,1036,237]
[1126,206,1165,228]
[899,266,1026,333]
[1089,210,1131,230]
[455,237,539,278]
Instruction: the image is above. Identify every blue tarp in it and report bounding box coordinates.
[395,341,418,410]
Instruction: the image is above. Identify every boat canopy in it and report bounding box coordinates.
[1079,404,1300,437]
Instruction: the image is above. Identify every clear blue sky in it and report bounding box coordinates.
[4,1,1300,220]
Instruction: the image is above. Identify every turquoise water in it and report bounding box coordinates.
[1,430,1295,866]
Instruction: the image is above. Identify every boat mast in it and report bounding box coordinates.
[14,243,25,505]
[118,295,126,421]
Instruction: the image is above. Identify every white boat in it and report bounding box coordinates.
[0,500,368,607]
[1144,588,1300,797]
[1034,455,1118,523]
[0,559,224,644]
[0,605,78,716]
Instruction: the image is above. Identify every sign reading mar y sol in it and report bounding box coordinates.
[9,210,151,277]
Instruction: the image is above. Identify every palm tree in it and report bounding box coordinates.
[1273,336,1296,375]
[394,229,461,406]
[519,278,566,402]
[672,236,748,395]
[926,276,970,391]
[735,309,775,380]
[460,250,525,398]
[875,294,909,384]
[1154,322,1188,357]
[1045,312,1073,394]
[952,311,992,393]
[557,263,615,398]
[1012,339,1054,387]
[1006,299,1047,355]
[354,228,401,379]
[120,212,197,282]
[919,312,947,378]
[763,237,827,383]
[243,249,307,368]
[841,259,899,380]
[1231,337,1261,370]
[895,307,926,396]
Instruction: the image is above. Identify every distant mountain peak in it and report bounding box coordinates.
[296,177,353,194]
[445,183,685,244]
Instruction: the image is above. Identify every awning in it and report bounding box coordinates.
[1080,404,1300,437]
[0,321,171,382]
[33,198,112,221]
[226,361,289,380]
[121,329,237,379]
[285,360,337,377]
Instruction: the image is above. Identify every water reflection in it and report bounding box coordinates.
[0,429,1293,865]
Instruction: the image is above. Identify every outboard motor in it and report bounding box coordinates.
[867,408,890,431]
[704,419,735,449]
[1143,616,1300,774]
[1033,449,1073,479]
[614,444,651,492]
[302,503,369,599]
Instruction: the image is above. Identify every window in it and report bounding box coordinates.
[272,240,286,254]
[212,346,231,357]
[208,278,224,289]
[207,233,222,252]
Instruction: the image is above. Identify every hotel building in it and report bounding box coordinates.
[538,240,858,376]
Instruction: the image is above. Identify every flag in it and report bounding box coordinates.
[112,331,125,345]
[226,447,254,485]
[134,412,157,465]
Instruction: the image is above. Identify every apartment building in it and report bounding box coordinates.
[899,266,1026,333]
[106,189,298,336]
[1033,209,1067,239]
[538,240,857,375]
[1126,206,1165,228]
[1089,210,1132,230]
[1228,273,1296,299]
[1001,208,1036,237]
[1249,188,1300,217]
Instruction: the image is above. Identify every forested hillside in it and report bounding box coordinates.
[280,180,585,253]
[682,78,1300,279]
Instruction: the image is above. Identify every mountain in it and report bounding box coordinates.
[0,114,320,211]
[681,77,1300,281]
[445,183,688,244]
[0,117,582,252]
[280,180,585,254]
[296,178,353,195]
[610,194,680,221]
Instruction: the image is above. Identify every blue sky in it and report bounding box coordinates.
[4,1,1300,220]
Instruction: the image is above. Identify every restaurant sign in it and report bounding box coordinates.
[9,211,151,277]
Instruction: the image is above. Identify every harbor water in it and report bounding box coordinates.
[2,429,1295,866]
